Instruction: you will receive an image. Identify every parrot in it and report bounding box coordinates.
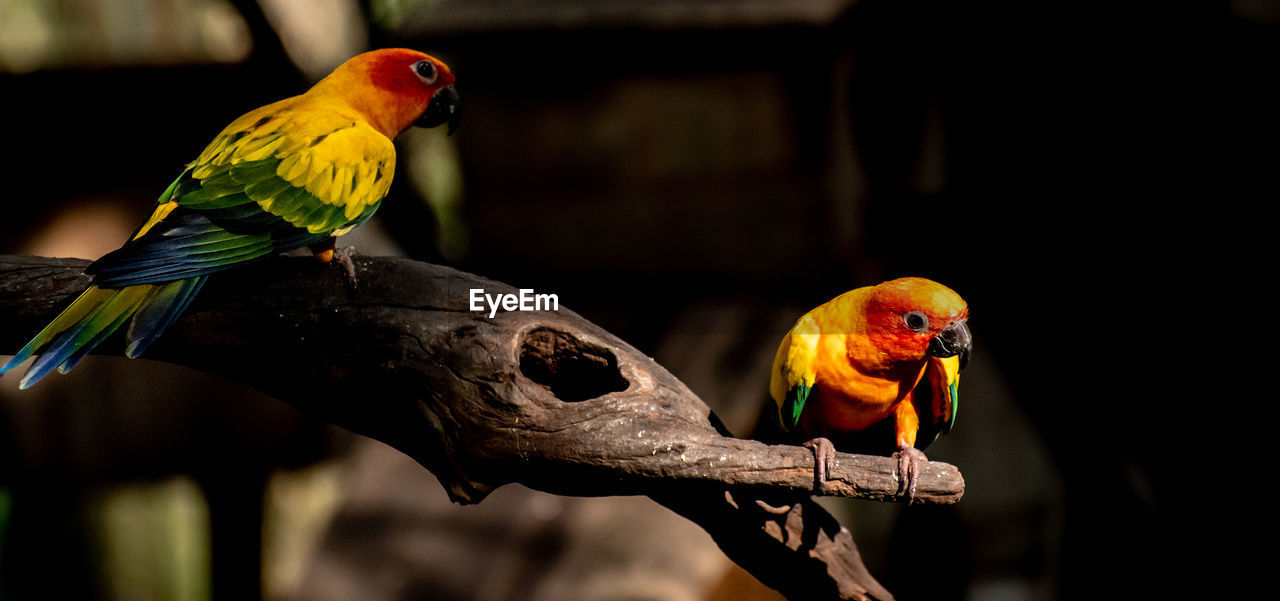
[764,277,971,503]
[1,48,460,389]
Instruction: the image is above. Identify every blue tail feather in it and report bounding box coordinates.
[0,287,115,377]
[3,277,204,389]
[56,287,160,375]
[125,276,207,359]
[20,287,150,388]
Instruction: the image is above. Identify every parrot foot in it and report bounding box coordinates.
[309,239,359,288]
[802,437,836,489]
[332,246,359,288]
[893,445,929,504]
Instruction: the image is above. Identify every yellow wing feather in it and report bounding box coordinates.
[133,201,179,240]
[770,317,821,407]
[918,354,960,433]
[188,96,396,231]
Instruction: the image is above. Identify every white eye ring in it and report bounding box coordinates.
[412,60,438,84]
[903,310,929,332]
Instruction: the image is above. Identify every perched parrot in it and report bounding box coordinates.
[1,48,460,389]
[764,277,971,502]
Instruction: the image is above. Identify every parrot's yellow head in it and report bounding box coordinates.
[311,48,460,138]
[864,277,971,369]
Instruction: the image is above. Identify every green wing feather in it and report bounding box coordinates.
[769,325,821,433]
[780,383,812,432]
[913,356,961,449]
[946,381,958,434]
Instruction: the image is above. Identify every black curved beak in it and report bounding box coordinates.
[926,320,972,370]
[416,86,460,135]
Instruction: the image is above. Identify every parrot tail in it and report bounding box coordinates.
[0,277,206,389]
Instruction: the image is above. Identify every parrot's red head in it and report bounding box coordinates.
[313,48,459,138]
[864,277,971,369]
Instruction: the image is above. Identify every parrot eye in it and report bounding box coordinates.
[413,60,438,84]
[903,311,929,333]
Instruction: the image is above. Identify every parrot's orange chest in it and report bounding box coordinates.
[798,334,926,436]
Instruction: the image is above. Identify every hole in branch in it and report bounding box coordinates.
[520,328,629,402]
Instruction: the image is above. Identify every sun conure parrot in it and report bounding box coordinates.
[1,48,460,389]
[765,277,971,502]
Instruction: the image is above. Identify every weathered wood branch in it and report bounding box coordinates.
[0,255,964,601]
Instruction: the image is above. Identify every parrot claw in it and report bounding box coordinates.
[893,445,929,504]
[333,246,359,288]
[802,437,837,489]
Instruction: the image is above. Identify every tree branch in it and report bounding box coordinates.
[0,255,964,601]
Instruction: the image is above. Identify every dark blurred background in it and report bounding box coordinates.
[0,0,1271,600]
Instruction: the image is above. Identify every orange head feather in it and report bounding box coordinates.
[307,48,458,138]
[863,277,970,366]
